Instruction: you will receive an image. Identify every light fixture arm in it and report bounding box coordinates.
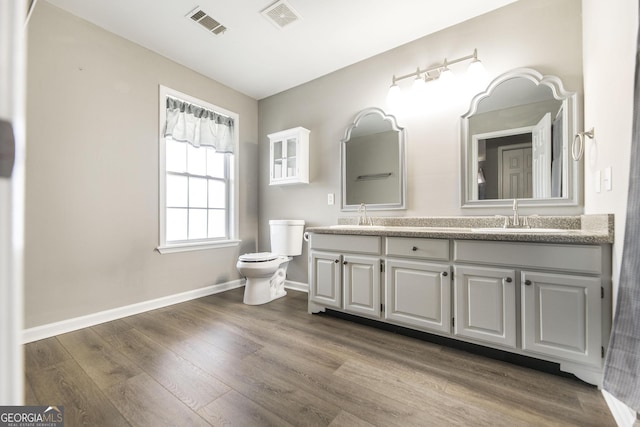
[391,49,479,85]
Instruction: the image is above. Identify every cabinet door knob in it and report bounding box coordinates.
[442,271,448,277]
[505,277,513,283]
[343,261,348,265]
[412,246,418,251]
[525,280,532,286]
[334,259,339,263]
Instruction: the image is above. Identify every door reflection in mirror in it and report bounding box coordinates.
[461,68,578,208]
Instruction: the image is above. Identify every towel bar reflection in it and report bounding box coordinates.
[356,172,392,181]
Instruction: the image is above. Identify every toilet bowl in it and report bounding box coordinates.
[237,220,304,305]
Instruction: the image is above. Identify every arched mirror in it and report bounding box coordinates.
[341,107,406,211]
[461,68,581,208]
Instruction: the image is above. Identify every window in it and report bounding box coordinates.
[157,86,239,253]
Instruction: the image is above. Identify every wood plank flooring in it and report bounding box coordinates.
[24,288,616,426]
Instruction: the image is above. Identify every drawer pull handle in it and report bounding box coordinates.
[505,277,513,283]
[525,280,532,286]
[442,271,448,277]
[412,246,418,251]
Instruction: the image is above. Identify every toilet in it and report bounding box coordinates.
[237,219,305,305]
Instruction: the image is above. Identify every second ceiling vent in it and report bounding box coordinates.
[261,0,302,29]
[187,7,227,35]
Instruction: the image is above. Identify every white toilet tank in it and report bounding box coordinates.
[269,220,305,256]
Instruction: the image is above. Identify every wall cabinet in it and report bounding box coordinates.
[308,232,611,386]
[268,126,309,185]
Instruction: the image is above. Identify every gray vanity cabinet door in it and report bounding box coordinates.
[343,255,381,318]
[385,259,451,333]
[521,271,601,366]
[310,251,342,309]
[454,265,517,348]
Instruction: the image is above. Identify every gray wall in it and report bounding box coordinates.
[258,0,584,283]
[25,2,259,328]
[582,0,635,309]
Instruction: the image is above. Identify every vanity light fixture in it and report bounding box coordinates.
[387,48,484,95]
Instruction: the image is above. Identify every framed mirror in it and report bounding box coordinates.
[461,68,581,208]
[341,107,406,211]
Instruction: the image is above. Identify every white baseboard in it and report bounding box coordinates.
[602,390,637,427]
[285,280,308,293]
[22,280,244,343]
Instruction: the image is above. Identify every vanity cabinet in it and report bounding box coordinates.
[268,127,310,185]
[453,239,610,379]
[308,233,381,317]
[308,230,611,386]
[309,251,342,309]
[521,270,602,366]
[453,265,517,348]
[384,237,451,333]
[343,255,381,317]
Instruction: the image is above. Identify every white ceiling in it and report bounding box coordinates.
[44,0,518,100]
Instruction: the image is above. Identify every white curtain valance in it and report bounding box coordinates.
[163,96,235,154]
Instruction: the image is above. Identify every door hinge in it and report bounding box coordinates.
[452,317,455,327]
[380,303,385,313]
[601,346,605,358]
[601,286,604,299]
[380,261,384,273]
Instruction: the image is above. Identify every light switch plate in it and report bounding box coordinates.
[604,167,612,191]
[327,193,334,205]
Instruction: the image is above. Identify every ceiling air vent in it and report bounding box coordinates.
[187,6,227,35]
[261,0,301,29]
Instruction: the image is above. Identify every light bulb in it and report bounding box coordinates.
[467,58,488,85]
[412,75,425,92]
[439,67,455,85]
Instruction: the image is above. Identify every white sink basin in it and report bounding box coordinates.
[416,227,474,232]
[471,227,568,233]
[328,224,386,229]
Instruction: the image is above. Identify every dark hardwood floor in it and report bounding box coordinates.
[24,288,616,426]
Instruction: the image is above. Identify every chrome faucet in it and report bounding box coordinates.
[501,199,529,228]
[512,199,520,227]
[358,203,372,226]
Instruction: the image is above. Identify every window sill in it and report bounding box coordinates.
[156,239,241,254]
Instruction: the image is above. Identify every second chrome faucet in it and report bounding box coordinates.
[358,203,372,226]
[501,199,529,228]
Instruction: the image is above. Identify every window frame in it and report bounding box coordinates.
[157,85,240,254]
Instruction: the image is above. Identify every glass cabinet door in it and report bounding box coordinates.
[286,137,297,178]
[272,140,283,180]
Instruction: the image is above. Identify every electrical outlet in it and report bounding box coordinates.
[327,193,334,205]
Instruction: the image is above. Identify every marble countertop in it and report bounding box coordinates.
[306,214,614,244]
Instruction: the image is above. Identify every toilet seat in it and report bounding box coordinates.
[238,252,277,263]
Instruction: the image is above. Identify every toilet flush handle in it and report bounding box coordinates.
[303,231,310,242]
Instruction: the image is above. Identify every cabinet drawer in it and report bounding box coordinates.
[310,233,381,255]
[385,237,449,261]
[454,240,603,274]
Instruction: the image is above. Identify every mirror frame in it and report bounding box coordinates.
[341,107,407,211]
[461,68,582,209]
